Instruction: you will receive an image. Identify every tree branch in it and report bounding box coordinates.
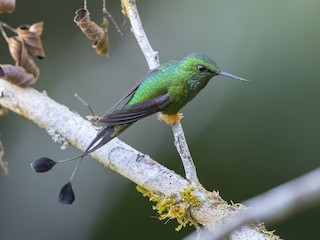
[188,166,320,240]
[121,0,159,69]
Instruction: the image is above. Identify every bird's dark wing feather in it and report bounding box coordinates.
[101,68,160,116]
[99,94,170,126]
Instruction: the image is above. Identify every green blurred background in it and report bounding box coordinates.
[1,0,320,239]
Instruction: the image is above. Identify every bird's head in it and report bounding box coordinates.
[180,53,220,77]
[180,53,250,83]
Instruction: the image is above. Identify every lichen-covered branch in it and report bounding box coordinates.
[194,166,320,240]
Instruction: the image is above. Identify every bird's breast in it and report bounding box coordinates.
[161,84,188,114]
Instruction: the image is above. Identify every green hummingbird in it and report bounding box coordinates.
[31,53,249,204]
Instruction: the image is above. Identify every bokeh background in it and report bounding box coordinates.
[1,0,320,239]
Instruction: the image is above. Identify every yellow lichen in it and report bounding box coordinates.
[179,185,201,207]
[136,185,202,231]
[258,223,281,240]
[121,0,133,17]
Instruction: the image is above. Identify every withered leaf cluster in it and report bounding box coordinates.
[0,0,15,14]
[0,22,45,87]
[74,8,109,56]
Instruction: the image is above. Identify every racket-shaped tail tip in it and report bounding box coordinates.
[59,182,75,204]
[31,157,57,173]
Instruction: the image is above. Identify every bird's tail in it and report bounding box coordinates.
[83,123,133,157]
[31,123,134,204]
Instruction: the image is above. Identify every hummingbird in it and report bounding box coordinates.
[31,53,249,204]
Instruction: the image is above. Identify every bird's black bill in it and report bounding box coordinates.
[219,71,250,83]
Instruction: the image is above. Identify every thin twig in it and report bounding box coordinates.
[103,0,123,35]
[83,0,87,10]
[74,93,101,124]
[0,22,11,43]
[0,22,18,36]
[172,119,199,183]
[74,93,96,116]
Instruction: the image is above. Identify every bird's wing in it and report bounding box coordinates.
[101,68,159,116]
[99,93,170,125]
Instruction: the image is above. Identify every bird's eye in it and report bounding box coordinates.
[197,65,206,72]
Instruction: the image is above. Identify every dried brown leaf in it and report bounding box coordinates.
[93,31,109,56]
[94,17,109,56]
[20,51,40,81]
[102,16,109,29]
[29,21,44,35]
[0,0,15,14]
[74,8,108,56]
[0,22,43,86]
[0,64,36,87]
[7,36,40,82]
[17,22,45,58]
[74,8,105,41]
[7,36,23,64]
